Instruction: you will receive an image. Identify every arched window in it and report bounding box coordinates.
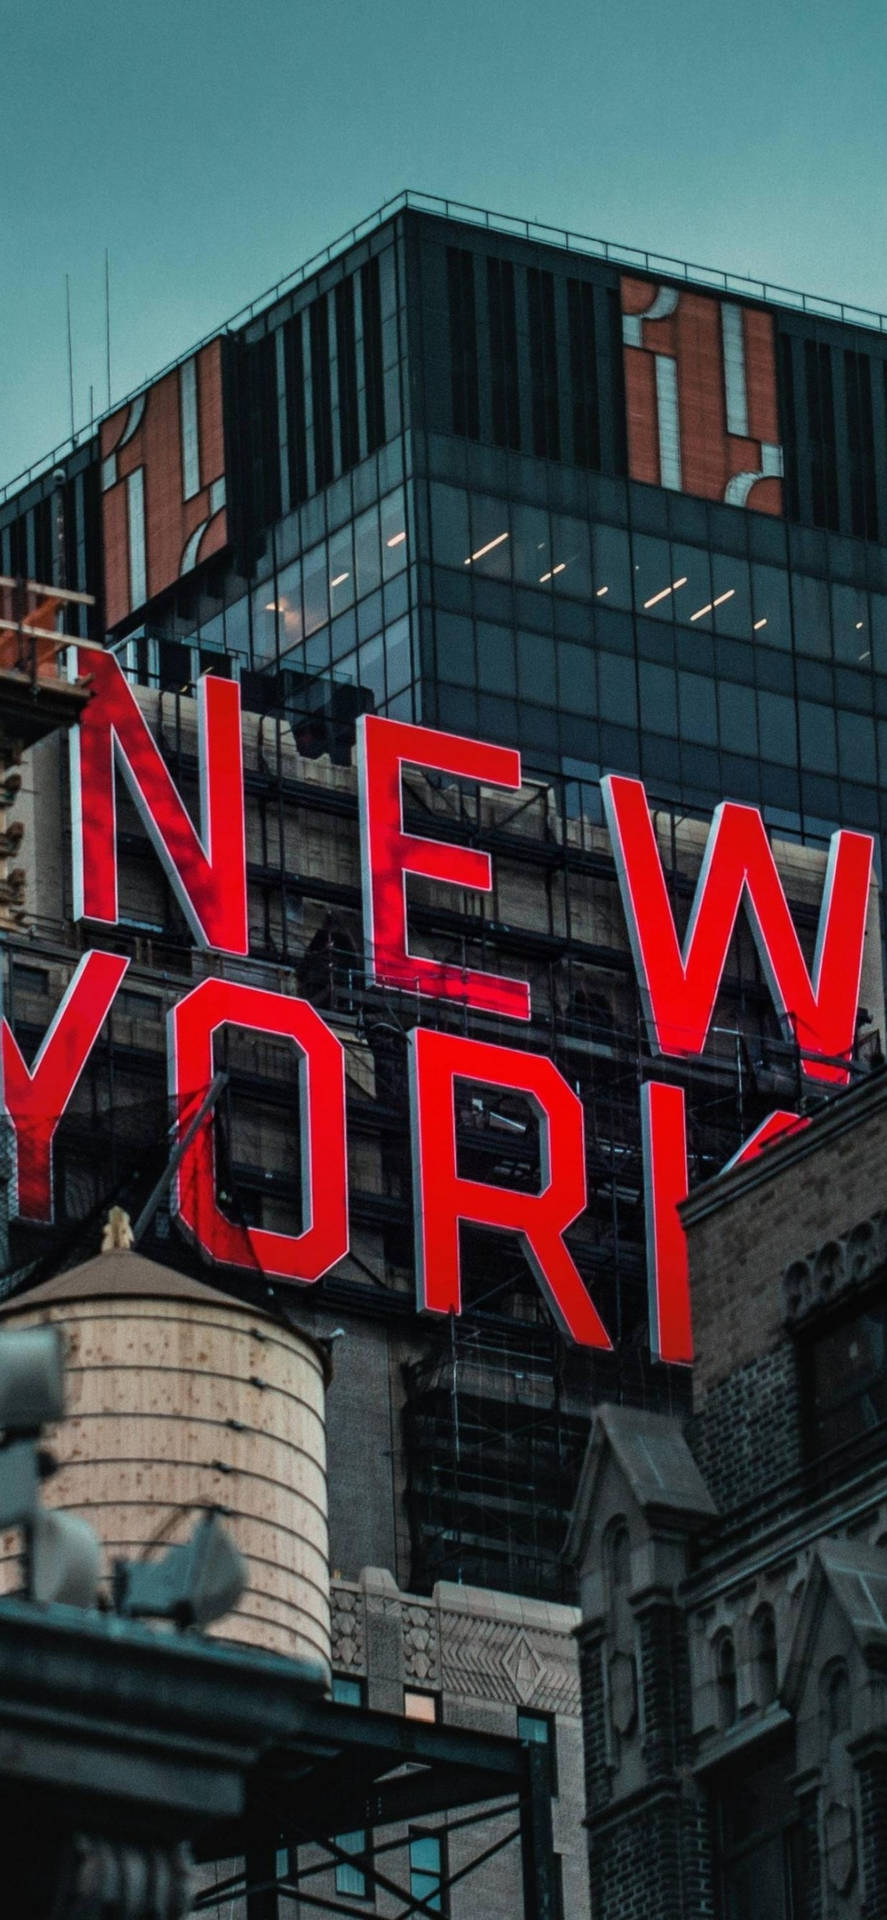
[751,1604,778,1707]
[820,1658,851,1741]
[716,1632,738,1730]
[604,1517,631,1594]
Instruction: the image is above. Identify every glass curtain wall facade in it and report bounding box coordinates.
[12,204,887,875]
[49,204,887,884]
[5,199,887,1605]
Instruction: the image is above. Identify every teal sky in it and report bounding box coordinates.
[3,0,886,489]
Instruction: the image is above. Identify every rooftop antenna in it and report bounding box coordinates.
[64,275,75,440]
[105,248,111,411]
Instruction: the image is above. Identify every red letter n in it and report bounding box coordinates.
[603,774,872,1085]
[408,1027,611,1348]
[70,647,248,955]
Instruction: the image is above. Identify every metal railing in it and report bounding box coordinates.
[4,189,887,504]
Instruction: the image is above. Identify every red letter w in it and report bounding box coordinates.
[602,775,872,1086]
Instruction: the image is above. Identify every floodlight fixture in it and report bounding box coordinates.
[115,1510,246,1631]
[0,1326,65,1434]
[30,1507,104,1609]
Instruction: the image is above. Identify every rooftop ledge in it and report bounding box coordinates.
[4,188,887,503]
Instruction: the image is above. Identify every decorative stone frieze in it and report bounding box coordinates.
[783,1209,887,1324]
[329,1572,581,1715]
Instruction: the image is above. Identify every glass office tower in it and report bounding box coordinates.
[6,196,887,854]
[2,193,887,1600]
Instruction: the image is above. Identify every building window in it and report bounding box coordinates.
[336,276,360,474]
[409,1830,445,1914]
[179,356,200,501]
[335,1829,369,1900]
[804,338,839,531]
[330,1677,368,1894]
[361,255,386,455]
[517,1709,557,1793]
[309,296,334,491]
[487,257,520,451]
[805,1292,887,1460]
[126,468,146,611]
[447,247,479,440]
[751,1605,778,1709]
[819,1658,851,1744]
[10,964,49,998]
[332,1675,364,1707]
[283,312,309,509]
[567,278,601,470]
[404,1689,438,1723]
[715,1745,806,1918]
[715,1632,738,1731]
[603,1517,631,1591]
[527,267,560,460]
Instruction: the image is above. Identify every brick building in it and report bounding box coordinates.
[570,1068,887,1917]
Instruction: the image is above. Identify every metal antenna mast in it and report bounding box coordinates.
[64,276,74,439]
[105,249,111,410]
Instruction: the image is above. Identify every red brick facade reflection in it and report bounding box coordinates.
[622,275,783,516]
[100,338,227,628]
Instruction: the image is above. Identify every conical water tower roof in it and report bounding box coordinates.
[0,1248,277,1320]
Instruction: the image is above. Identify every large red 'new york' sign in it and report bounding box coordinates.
[1,656,873,1364]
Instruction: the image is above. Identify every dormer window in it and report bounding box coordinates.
[804,1290,887,1464]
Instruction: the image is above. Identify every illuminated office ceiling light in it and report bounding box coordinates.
[465,532,509,564]
[643,575,688,610]
[691,588,735,622]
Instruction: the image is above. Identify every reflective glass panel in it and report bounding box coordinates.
[385,615,413,696]
[329,524,355,614]
[678,670,717,745]
[359,633,386,706]
[224,592,250,660]
[251,582,280,666]
[517,629,556,705]
[638,661,677,735]
[672,542,714,632]
[712,551,752,638]
[598,652,637,725]
[468,495,512,578]
[476,620,516,693]
[792,574,830,658]
[512,502,551,587]
[355,504,382,599]
[430,483,470,569]
[718,681,758,755]
[591,524,631,608]
[632,534,673,619]
[380,486,408,578]
[837,710,876,783]
[275,558,304,654]
[750,564,791,649]
[757,692,797,765]
[831,582,869,664]
[869,593,887,672]
[798,700,837,770]
[302,543,329,637]
[551,512,592,599]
